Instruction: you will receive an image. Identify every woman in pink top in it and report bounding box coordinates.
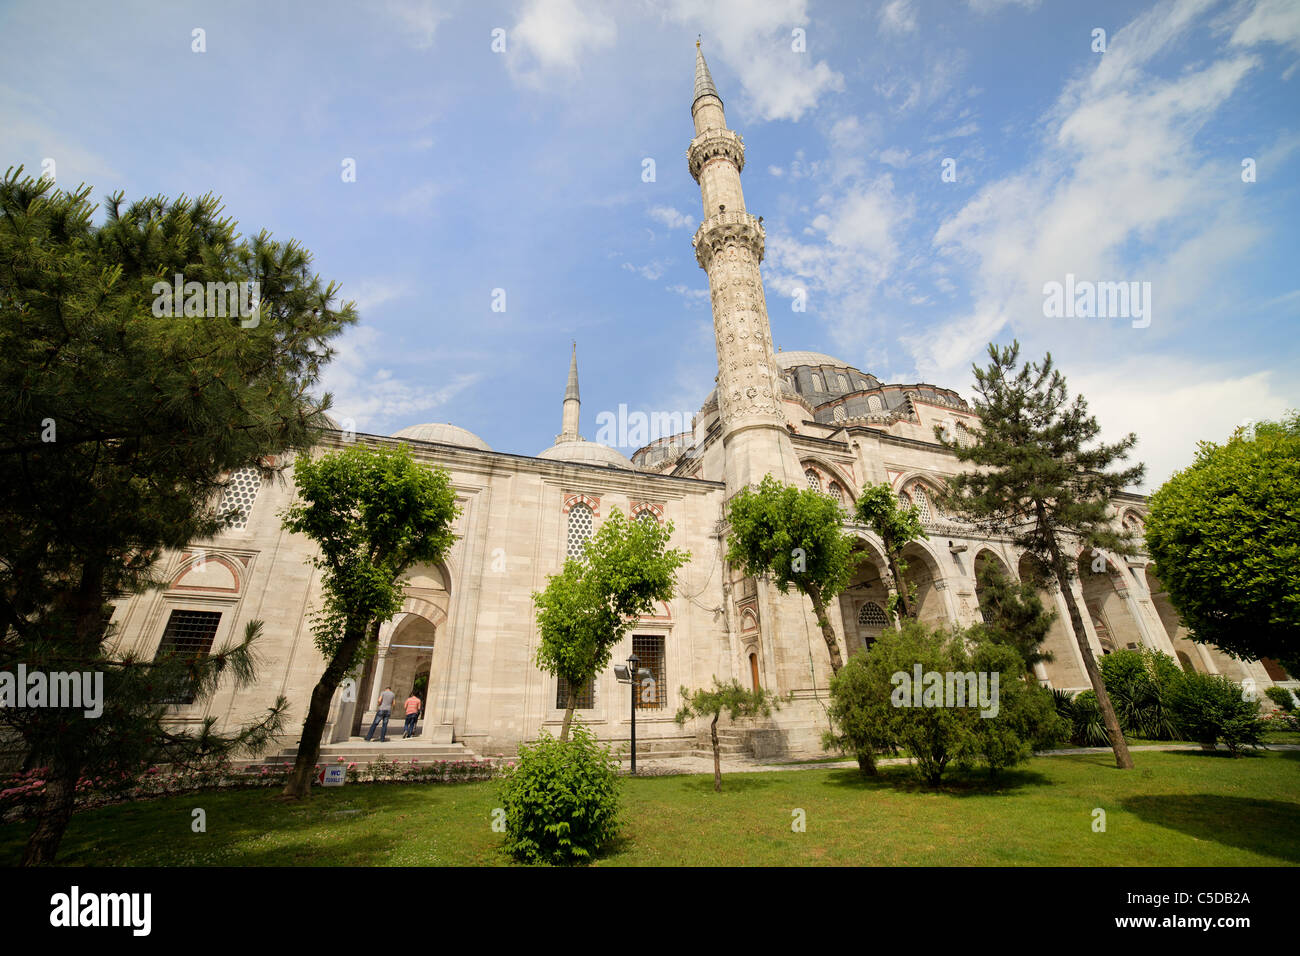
[402,692,422,738]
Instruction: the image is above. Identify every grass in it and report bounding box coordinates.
[2,749,1297,866]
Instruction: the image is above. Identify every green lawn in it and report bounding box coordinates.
[3,749,1296,866]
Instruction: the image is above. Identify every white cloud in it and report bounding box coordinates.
[319,325,481,433]
[877,146,911,168]
[622,259,669,280]
[343,278,412,316]
[664,0,844,121]
[879,0,918,35]
[509,0,617,84]
[966,0,1040,12]
[647,205,696,230]
[382,0,448,50]
[1230,0,1300,54]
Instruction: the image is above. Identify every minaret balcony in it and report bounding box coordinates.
[687,127,746,181]
[692,211,766,269]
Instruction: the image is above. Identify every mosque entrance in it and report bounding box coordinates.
[353,612,437,740]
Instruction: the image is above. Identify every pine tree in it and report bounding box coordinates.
[936,342,1144,769]
[0,168,355,860]
[973,560,1056,677]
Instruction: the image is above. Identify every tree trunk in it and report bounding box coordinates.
[805,584,844,674]
[711,711,721,792]
[22,557,106,865]
[885,550,913,620]
[283,618,370,799]
[559,683,579,742]
[1049,549,1133,770]
[22,764,78,866]
[856,751,877,776]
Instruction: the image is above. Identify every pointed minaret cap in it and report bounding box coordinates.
[564,342,580,402]
[693,39,720,111]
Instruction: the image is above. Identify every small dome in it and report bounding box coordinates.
[392,423,492,451]
[538,440,636,469]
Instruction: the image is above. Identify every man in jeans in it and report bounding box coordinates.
[365,686,395,742]
[402,691,422,738]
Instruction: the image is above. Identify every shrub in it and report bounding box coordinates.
[1168,672,1265,755]
[498,723,621,865]
[823,649,898,776]
[1264,686,1298,713]
[1065,691,1111,747]
[1099,649,1183,740]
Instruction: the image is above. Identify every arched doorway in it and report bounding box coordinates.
[838,538,893,655]
[972,549,1013,624]
[749,652,760,692]
[1077,552,1144,655]
[1017,554,1087,690]
[1145,567,1206,674]
[900,543,948,628]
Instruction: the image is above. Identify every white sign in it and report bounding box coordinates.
[321,765,346,787]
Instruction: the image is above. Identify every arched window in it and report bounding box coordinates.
[837,373,849,391]
[566,502,594,561]
[858,602,889,629]
[828,482,844,506]
[635,508,658,527]
[749,652,760,692]
[956,423,974,448]
[812,372,825,392]
[805,469,821,492]
[911,484,932,523]
[898,491,912,509]
[833,406,847,422]
[218,466,263,531]
[868,395,882,412]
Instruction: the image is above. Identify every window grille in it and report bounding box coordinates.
[154,609,222,704]
[812,373,824,392]
[633,635,666,710]
[833,406,846,422]
[857,602,888,629]
[912,485,932,522]
[556,676,594,710]
[218,466,262,531]
[805,469,821,491]
[868,395,882,412]
[566,502,594,561]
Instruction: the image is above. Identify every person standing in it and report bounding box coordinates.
[365,686,395,742]
[402,691,422,738]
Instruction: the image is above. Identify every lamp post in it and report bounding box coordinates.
[627,652,640,774]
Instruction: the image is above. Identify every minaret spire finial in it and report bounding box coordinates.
[693,39,719,112]
[557,344,582,444]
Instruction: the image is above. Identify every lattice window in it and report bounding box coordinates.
[857,602,888,629]
[153,609,222,704]
[898,491,912,509]
[956,423,974,448]
[812,372,825,392]
[833,406,847,422]
[912,485,932,522]
[218,466,262,531]
[837,373,849,391]
[633,634,666,710]
[868,395,882,412]
[805,469,821,492]
[636,508,658,527]
[566,502,594,561]
[556,676,594,710]
[829,482,844,507]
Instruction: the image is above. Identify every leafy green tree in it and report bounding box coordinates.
[1144,412,1300,670]
[936,342,1144,770]
[855,483,927,620]
[726,475,857,674]
[1168,671,1265,755]
[972,561,1056,677]
[280,443,459,798]
[675,677,784,791]
[823,651,898,776]
[0,169,353,861]
[534,509,687,741]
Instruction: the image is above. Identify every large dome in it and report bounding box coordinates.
[775,350,857,371]
[537,440,636,469]
[392,423,493,451]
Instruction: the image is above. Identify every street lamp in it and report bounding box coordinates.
[614,652,649,774]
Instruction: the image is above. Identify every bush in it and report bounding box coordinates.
[498,723,621,865]
[1264,685,1298,712]
[1168,672,1265,755]
[1099,649,1183,740]
[824,620,1062,785]
[1063,691,1111,747]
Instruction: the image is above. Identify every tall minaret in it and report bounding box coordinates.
[689,42,802,493]
[557,343,581,443]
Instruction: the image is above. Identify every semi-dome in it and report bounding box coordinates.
[392,422,493,451]
[538,440,636,469]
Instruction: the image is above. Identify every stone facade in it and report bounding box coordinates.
[104,45,1285,761]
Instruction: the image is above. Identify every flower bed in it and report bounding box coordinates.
[0,756,505,822]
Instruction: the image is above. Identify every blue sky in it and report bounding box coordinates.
[2,0,1297,490]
